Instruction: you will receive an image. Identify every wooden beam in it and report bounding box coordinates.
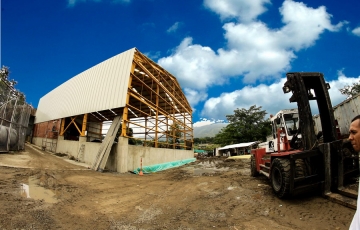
[122,63,135,136]
[81,113,88,136]
[155,82,159,148]
[62,116,81,135]
[60,118,65,136]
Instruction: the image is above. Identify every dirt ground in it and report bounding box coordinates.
[0,144,356,230]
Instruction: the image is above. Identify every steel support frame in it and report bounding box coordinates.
[124,51,193,149]
[37,49,193,149]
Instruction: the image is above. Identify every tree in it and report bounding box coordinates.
[193,137,214,144]
[213,105,271,146]
[0,66,26,104]
[339,81,360,98]
[117,124,136,145]
[169,122,182,148]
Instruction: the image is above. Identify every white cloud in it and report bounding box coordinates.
[352,27,360,36]
[201,71,360,120]
[144,51,161,60]
[68,0,83,7]
[193,119,215,127]
[167,22,182,33]
[112,0,130,3]
[203,0,271,23]
[159,37,221,90]
[279,0,344,51]
[184,88,208,107]
[327,70,360,106]
[201,79,290,120]
[68,0,99,7]
[158,0,344,107]
[193,118,226,127]
[68,0,129,7]
[219,22,296,82]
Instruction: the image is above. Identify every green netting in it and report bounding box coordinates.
[133,158,196,174]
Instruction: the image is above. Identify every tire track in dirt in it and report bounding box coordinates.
[0,156,356,229]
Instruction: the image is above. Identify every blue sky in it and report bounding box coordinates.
[2,0,360,127]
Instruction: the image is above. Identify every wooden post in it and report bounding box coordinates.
[122,63,134,136]
[155,83,159,148]
[60,118,65,136]
[81,113,88,137]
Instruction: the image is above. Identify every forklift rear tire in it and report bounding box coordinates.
[271,158,290,198]
[250,155,259,177]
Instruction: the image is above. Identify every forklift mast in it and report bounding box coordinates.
[252,72,358,207]
[282,72,338,149]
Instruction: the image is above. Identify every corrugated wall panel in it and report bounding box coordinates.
[334,95,360,135]
[314,95,360,136]
[35,48,136,123]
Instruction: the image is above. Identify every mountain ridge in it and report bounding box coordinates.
[193,123,228,138]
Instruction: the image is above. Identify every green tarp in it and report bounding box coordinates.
[133,158,196,174]
[194,149,206,153]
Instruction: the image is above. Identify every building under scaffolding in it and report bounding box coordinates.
[33,48,194,172]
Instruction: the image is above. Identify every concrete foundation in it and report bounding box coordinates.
[32,136,194,173]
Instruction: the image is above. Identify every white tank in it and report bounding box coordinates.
[0,125,18,147]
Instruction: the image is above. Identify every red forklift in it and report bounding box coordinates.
[251,72,359,208]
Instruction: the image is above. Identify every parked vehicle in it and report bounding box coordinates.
[251,72,359,209]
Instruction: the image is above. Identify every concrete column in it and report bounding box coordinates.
[55,135,65,153]
[117,137,128,173]
[79,136,86,142]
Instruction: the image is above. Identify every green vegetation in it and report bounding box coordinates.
[339,81,360,98]
[0,66,26,104]
[213,105,271,146]
[193,137,214,144]
[117,124,136,145]
[193,137,220,152]
[169,122,182,145]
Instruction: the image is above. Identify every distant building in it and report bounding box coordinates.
[216,141,258,156]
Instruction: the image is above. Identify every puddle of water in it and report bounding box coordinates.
[196,161,221,168]
[20,176,58,203]
[194,169,217,176]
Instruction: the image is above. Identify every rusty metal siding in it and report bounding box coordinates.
[35,48,135,123]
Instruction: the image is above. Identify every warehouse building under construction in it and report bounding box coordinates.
[32,48,194,172]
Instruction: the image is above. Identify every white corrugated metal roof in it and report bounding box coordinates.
[35,48,136,123]
[218,141,258,151]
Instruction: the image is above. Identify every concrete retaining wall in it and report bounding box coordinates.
[127,145,194,171]
[32,137,43,147]
[56,139,81,157]
[31,136,194,173]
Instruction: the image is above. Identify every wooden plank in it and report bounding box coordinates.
[93,115,122,170]
[91,115,122,171]
[324,192,357,210]
[337,187,358,199]
[98,117,123,171]
[98,135,119,171]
